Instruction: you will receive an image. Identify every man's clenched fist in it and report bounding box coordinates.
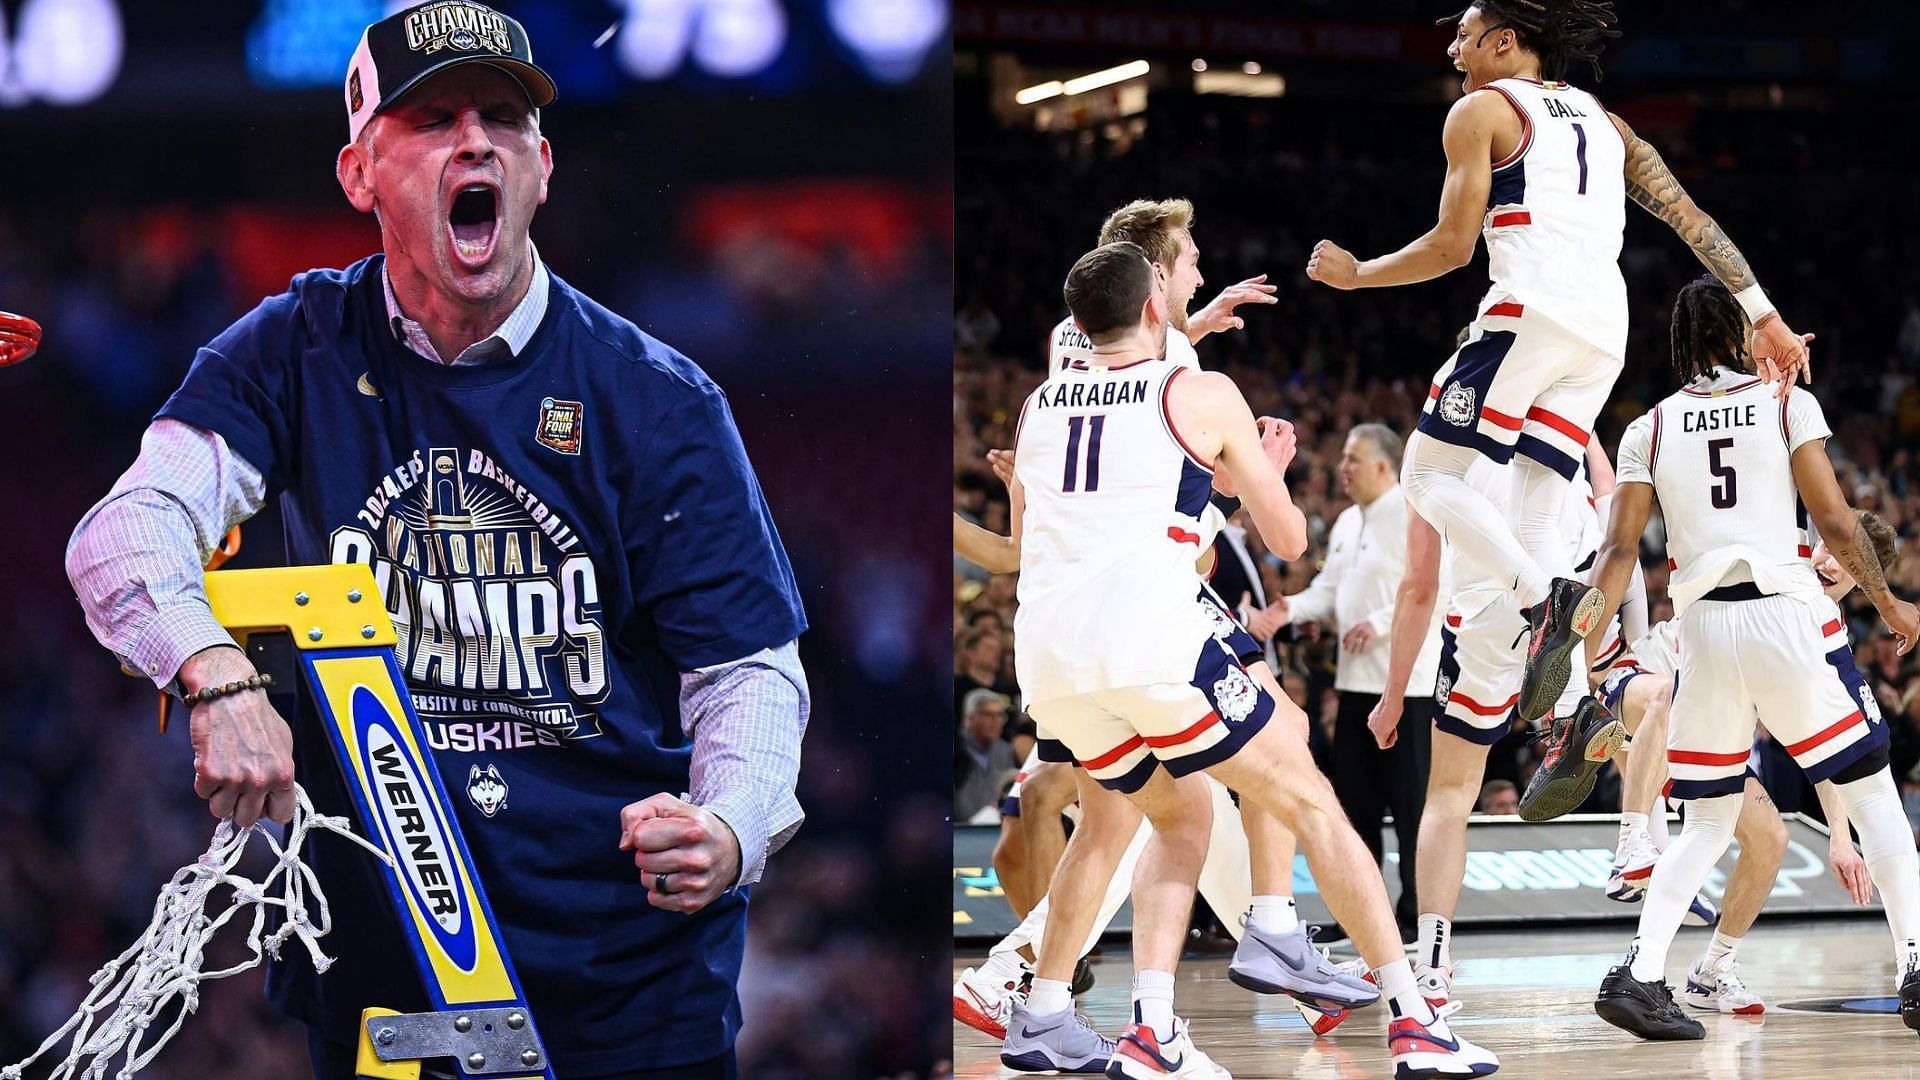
[619,793,743,914]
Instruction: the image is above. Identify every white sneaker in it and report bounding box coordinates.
[1108,1016,1231,1079]
[953,958,1030,1039]
[1388,1010,1498,1077]
[1684,953,1765,1015]
[1609,828,1658,901]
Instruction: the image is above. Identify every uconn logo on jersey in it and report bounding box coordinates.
[331,446,612,748]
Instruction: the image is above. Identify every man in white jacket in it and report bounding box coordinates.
[1261,423,1443,934]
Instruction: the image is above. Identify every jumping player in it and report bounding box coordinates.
[1305,0,1812,750]
[1585,277,1920,1040]
[1007,243,1495,1078]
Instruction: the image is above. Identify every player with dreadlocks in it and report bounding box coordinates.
[1306,0,1816,823]
[1583,276,1920,1039]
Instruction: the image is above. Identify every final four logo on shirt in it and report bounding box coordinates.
[1438,381,1477,427]
[537,397,584,455]
[404,1,513,55]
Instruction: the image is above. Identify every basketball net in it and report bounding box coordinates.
[1,784,392,1080]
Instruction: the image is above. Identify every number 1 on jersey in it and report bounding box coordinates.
[1062,414,1106,492]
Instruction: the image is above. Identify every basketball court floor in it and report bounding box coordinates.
[954,919,1920,1078]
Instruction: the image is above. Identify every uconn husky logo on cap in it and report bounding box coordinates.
[405,1,513,55]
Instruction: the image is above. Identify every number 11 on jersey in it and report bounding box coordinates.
[1062,415,1106,492]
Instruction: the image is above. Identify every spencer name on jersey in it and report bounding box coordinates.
[1033,377,1152,410]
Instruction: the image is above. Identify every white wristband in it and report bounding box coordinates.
[1733,283,1776,324]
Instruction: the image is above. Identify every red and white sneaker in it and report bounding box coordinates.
[1609,827,1658,900]
[953,959,1030,1039]
[1294,960,1375,1035]
[1387,1011,1499,1079]
[1107,1017,1230,1079]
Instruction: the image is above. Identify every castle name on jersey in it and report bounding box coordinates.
[1035,377,1151,410]
[1682,402,1759,433]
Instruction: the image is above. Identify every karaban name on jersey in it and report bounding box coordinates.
[155,256,806,1076]
[1031,376,1153,410]
[1013,359,1217,704]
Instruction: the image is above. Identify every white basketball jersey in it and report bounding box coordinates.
[1616,367,1831,616]
[1478,77,1628,359]
[1050,314,1199,373]
[1013,358,1217,702]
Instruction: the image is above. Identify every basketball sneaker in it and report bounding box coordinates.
[1292,959,1376,1036]
[1682,893,1719,929]
[1386,1010,1499,1078]
[1107,1016,1230,1079]
[1594,965,1705,1040]
[954,957,1031,1039]
[1517,696,1626,821]
[1610,827,1657,896]
[1900,951,1920,1033]
[1228,916,1381,1011]
[1683,953,1764,1015]
[1001,1000,1115,1074]
[1517,577,1606,722]
[1604,861,1645,903]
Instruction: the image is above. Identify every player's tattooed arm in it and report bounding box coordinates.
[1609,113,1757,292]
[1829,518,1892,604]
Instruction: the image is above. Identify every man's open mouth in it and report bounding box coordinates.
[448,183,499,265]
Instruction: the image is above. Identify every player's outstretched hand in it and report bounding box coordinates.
[1881,597,1919,656]
[1257,416,1298,474]
[985,447,1014,489]
[1368,696,1401,749]
[1752,314,1814,400]
[1305,240,1359,290]
[620,793,743,914]
[1188,274,1278,339]
[1830,835,1874,905]
[184,646,295,830]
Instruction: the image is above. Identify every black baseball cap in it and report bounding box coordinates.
[344,1,557,142]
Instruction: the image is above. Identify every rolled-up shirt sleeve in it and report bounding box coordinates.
[679,641,810,887]
[65,419,267,688]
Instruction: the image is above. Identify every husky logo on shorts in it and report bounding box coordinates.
[1435,672,1454,709]
[1214,665,1258,725]
[1203,603,1238,643]
[1860,684,1883,726]
[1438,382,1477,427]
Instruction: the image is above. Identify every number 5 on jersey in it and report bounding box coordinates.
[1062,414,1107,492]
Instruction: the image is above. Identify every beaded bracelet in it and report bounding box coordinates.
[182,673,274,707]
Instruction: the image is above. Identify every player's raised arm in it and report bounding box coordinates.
[1171,371,1307,559]
[1306,92,1500,290]
[1368,508,1443,749]
[1792,436,1920,653]
[1610,111,1813,393]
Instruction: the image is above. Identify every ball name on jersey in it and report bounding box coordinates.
[1542,97,1590,119]
[1034,377,1151,411]
[1682,403,1759,433]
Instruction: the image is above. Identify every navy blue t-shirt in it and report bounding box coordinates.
[156,256,807,1076]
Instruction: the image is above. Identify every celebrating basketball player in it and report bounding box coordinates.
[1006,242,1496,1078]
[1583,276,1920,1040]
[1304,1,1812,787]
